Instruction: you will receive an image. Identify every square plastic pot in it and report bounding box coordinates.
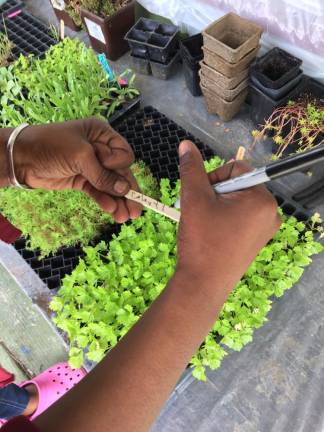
[125,17,179,64]
[183,58,202,96]
[203,45,259,78]
[201,83,248,121]
[81,1,135,61]
[180,33,203,66]
[249,76,307,125]
[108,96,141,127]
[130,53,151,75]
[150,52,180,80]
[200,61,249,90]
[51,0,81,32]
[199,70,248,102]
[250,68,303,100]
[252,47,302,89]
[203,12,262,63]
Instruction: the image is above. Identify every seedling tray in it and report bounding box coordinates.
[130,53,151,75]
[253,47,302,90]
[108,96,141,127]
[202,45,259,78]
[250,68,303,101]
[125,17,179,64]
[0,0,23,15]
[203,13,262,63]
[0,9,57,58]
[13,106,313,290]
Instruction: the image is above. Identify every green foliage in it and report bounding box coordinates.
[0,38,139,127]
[50,157,323,378]
[0,31,14,67]
[0,161,159,257]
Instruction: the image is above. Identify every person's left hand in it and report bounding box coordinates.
[12,118,142,223]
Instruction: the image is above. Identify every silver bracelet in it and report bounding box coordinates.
[7,123,30,189]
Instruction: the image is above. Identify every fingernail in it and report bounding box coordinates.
[114,179,128,194]
[179,141,192,157]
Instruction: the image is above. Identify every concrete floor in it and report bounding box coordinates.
[1,1,323,431]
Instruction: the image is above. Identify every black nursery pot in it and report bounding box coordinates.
[180,33,203,66]
[249,75,307,126]
[253,47,302,89]
[150,52,180,80]
[130,53,151,75]
[183,57,202,96]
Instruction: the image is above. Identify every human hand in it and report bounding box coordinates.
[12,118,142,223]
[176,140,281,293]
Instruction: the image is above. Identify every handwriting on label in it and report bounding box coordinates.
[125,190,180,222]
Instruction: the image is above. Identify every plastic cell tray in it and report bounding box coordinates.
[125,17,179,64]
[14,106,313,289]
[0,9,57,59]
[0,0,23,15]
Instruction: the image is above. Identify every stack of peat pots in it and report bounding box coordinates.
[249,47,305,125]
[125,18,180,80]
[200,13,263,121]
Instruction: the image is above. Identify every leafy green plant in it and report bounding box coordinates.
[0,160,159,257]
[0,31,14,67]
[0,38,139,128]
[50,157,323,380]
[64,0,131,27]
[252,98,324,159]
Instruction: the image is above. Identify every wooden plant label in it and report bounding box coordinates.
[51,0,65,10]
[125,190,180,223]
[84,18,106,44]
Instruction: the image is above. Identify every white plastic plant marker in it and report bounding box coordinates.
[125,190,180,223]
[51,0,65,10]
[84,18,106,44]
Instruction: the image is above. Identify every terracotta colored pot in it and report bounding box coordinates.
[81,1,135,61]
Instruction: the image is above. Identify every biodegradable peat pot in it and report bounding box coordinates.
[250,68,303,101]
[203,13,262,63]
[201,83,248,121]
[253,47,302,89]
[199,70,248,102]
[81,1,135,61]
[200,61,249,89]
[50,0,81,32]
[203,45,259,78]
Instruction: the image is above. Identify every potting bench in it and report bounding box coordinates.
[1,1,324,431]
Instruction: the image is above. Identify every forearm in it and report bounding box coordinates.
[0,128,13,188]
[35,269,238,432]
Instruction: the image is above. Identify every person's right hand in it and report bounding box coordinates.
[176,140,281,294]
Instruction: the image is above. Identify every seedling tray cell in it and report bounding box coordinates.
[0,9,57,59]
[0,0,23,15]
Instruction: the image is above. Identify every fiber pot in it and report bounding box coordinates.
[81,1,135,61]
[201,83,248,121]
[50,0,81,32]
[199,70,248,102]
[203,45,259,78]
[200,61,249,90]
[203,12,262,63]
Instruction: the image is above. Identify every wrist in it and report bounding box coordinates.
[0,127,14,187]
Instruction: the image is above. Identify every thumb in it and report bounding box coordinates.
[179,141,214,208]
[81,147,130,195]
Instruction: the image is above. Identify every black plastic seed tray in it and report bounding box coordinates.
[13,106,314,290]
[0,9,57,59]
[0,0,23,15]
[125,17,179,64]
